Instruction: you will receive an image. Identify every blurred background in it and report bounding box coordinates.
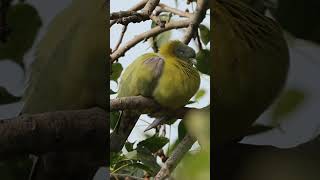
[0,0,320,179]
[0,0,107,179]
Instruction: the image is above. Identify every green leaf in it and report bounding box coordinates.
[271,89,305,124]
[178,121,187,142]
[175,150,210,180]
[195,49,210,75]
[123,148,160,176]
[125,141,135,152]
[0,2,42,69]
[151,13,172,28]
[110,62,123,82]
[154,31,172,49]
[187,100,196,105]
[110,152,126,168]
[136,146,161,176]
[195,89,206,101]
[150,14,172,51]
[137,135,169,153]
[126,162,153,174]
[0,156,33,180]
[199,24,210,45]
[165,117,178,125]
[185,109,210,148]
[0,87,21,105]
[125,150,138,160]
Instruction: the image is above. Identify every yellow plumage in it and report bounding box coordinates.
[118,40,200,109]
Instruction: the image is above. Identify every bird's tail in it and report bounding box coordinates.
[144,116,170,132]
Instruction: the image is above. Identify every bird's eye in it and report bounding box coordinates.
[177,49,184,55]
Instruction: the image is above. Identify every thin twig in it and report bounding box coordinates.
[129,0,150,11]
[112,25,128,53]
[110,20,190,62]
[110,0,149,27]
[149,14,163,27]
[110,0,160,26]
[110,11,141,20]
[158,3,192,18]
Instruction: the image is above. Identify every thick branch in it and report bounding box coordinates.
[110,0,159,26]
[110,96,196,119]
[141,0,160,15]
[110,96,199,153]
[110,11,150,25]
[0,107,107,161]
[110,20,190,62]
[182,0,209,44]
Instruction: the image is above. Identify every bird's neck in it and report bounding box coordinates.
[158,47,193,65]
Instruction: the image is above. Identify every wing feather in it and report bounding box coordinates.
[117,54,164,98]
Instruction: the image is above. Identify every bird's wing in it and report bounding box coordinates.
[117,53,165,97]
[114,54,164,151]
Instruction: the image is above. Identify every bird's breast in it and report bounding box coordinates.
[152,59,200,109]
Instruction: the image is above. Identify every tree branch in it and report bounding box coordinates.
[112,25,128,53]
[110,96,196,119]
[0,107,107,161]
[110,96,199,153]
[110,0,160,26]
[110,0,148,27]
[182,0,209,44]
[152,1,210,179]
[110,20,190,62]
[110,11,150,25]
[110,0,208,63]
[158,3,192,18]
[141,0,160,15]
[155,134,196,180]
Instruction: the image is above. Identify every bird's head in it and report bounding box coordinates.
[159,40,196,65]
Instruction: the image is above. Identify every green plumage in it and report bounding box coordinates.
[213,0,289,144]
[118,40,200,109]
[21,0,107,179]
[22,0,106,114]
